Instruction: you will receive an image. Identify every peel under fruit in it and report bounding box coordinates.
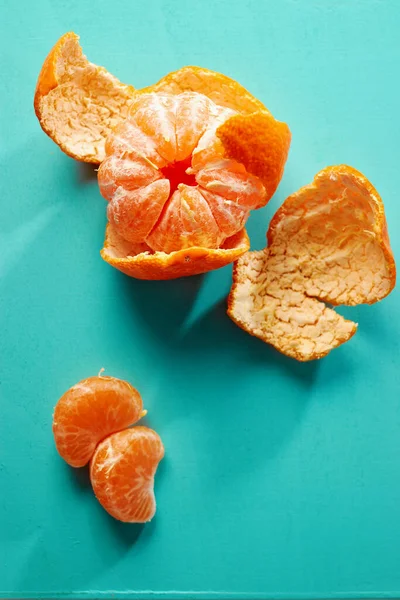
[228,165,396,361]
[101,224,250,280]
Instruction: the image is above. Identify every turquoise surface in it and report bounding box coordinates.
[1,0,400,598]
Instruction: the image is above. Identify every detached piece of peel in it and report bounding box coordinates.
[101,225,250,280]
[34,32,135,163]
[228,166,396,361]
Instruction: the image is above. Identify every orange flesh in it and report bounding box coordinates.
[52,376,144,467]
[90,427,164,523]
[98,92,267,254]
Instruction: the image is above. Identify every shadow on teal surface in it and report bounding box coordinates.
[117,275,316,466]
[14,455,153,592]
[77,163,98,185]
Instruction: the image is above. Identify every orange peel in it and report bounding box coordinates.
[138,65,270,115]
[34,32,135,163]
[217,112,291,202]
[228,165,396,361]
[101,225,250,280]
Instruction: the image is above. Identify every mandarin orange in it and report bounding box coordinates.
[98,92,270,257]
[35,33,291,279]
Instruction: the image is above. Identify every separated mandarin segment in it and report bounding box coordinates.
[90,427,165,523]
[52,375,145,467]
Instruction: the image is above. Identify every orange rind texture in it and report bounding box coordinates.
[34,32,135,163]
[101,224,250,280]
[138,65,270,115]
[217,112,291,203]
[228,165,396,361]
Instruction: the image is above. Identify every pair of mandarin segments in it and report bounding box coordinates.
[53,374,164,523]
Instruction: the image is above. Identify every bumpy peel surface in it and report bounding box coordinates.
[90,427,165,523]
[228,165,396,361]
[34,32,135,163]
[52,376,144,467]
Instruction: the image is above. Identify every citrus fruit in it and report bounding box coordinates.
[53,375,145,467]
[98,92,267,252]
[34,33,291,278]
[228,165,396,361]
[90,427,164,523]
[34,32,135,163]
[99,90,290,278]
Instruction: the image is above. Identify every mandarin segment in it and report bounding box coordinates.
[129,94,178,163]
[174,92,214,161]
[228,165,396,361]
[199,189,249,238]
[52,375,144,467]
[104,120,167,168]
[146,185,222,253]
[98,154,162,201]
[107,180,171,244]
[195,159,267,209]
[90,427,165,523]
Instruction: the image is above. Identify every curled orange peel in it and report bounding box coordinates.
[228,165,396,361]
[101,225,250,280]
[34,32,135,163]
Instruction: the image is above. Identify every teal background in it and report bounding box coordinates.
[1,0,400,598]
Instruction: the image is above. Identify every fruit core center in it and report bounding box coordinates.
[161,157,197,194]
